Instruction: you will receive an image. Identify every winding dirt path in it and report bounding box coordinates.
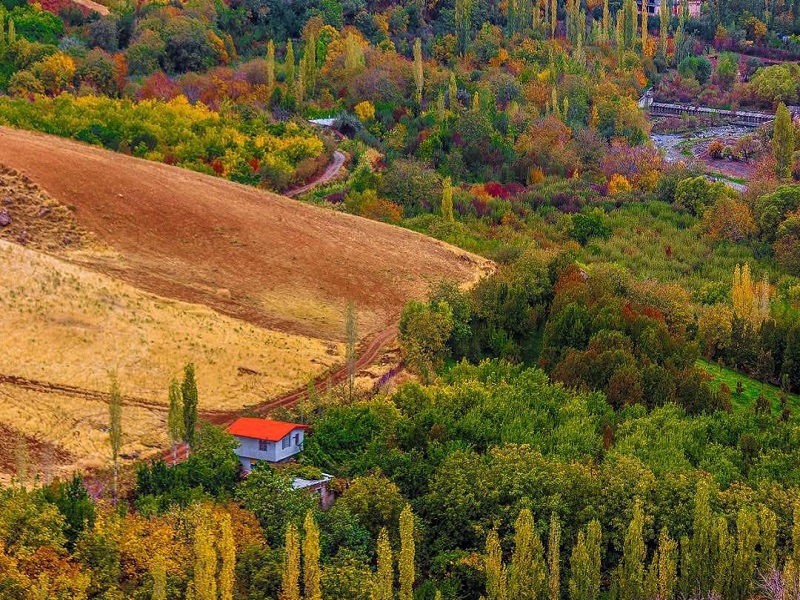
[285,151,346,197]
[72,0,109,15]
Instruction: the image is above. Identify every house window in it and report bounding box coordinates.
[282,435,291,449]
[259,440,269,451]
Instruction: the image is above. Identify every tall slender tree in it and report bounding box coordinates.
[646,528,677,600]
[399,504,416,600]
[266,39,275,94]
[548,513,561,600]
[305,34,316,94]
[455,0,472,54]
[486,529,508,600]
[413,38,424,106]
[619,501,646,600]
[509,508,548,600]
[182,363,198,454]
[773,102,794,180]
[167,377,184,464]
[194,519,218,600]
[658,0,668,58]
[109,373,122,505]
[8,19,15,44]
[688,481,715,596]
[713,516,734,599]
[732,508,759,600]
[345,300,357,401]
[375,527,394,600]
[281,523,301,600]
[303,511,322,600]
[569,531,591,600]
[151,555,167,600]
[441,177,454,222]
[219,514,236,600]
[285,40,295,103]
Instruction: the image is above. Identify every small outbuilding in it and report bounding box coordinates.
[226,418,309,473]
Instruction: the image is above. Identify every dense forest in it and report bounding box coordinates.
[1,0,800,595]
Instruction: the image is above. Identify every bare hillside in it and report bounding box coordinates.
[0,126,491,340]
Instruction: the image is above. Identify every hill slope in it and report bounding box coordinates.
[0,126,491,341]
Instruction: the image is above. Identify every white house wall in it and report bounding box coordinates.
[233,428,306,472]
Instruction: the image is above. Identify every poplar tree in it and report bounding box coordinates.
[0,18,4,45]
[399,505,415,600]
[455,0,472,54]
[659,0,668,58]
[303,511,322,600]
[167,377,184,464]
[645,528,677,600]
[641,9,648,55]
[441,177,454,222]
[437,89,446,121]
[759,506,777,572]
[266,39,275,93]
[375,528,394,600]
[345,300,357,401]
[285,40,295,102]
[344,32,364,73]
[151,555,167,600]
[472,91,480,111]
[281,523,301,600]
[297,54,306,104]
[602,0,610,43]
[773,102,794,180]
[794,501,800,565]
[193,520,218,600]
[109,374,123,505]
[305,34,316,94]
[486,529,508,600]
[586,521,601,600]
[449,72,457,109]
[550,0,557,38]
[182,363,198,452]
[413,38,424,105]
[509,508,548,600]
[219,514,236,600]
[688,480,715,596]
[569,531,591,600]
[8,19,14,44]
[713,516,734,599]
[619,501,645,600]
[548,513,561,600]
[732,508,759,600]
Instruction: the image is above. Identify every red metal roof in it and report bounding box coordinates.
[226,418,309,441]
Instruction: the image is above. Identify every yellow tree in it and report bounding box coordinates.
[108,374,122,505]
[193,519,217,600]
[281,524,301,600]
[151,555,167,600]
[508,508,547,600]
[486,529,508,600]
[219,514,235,600]
[399,504,416,600]
[303,511,322,600]
[548,513,561,600]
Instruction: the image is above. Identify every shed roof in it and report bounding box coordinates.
[226,418,309,442]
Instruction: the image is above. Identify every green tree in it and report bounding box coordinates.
[548,513,561,600]
[303,511,322,600]
[167,377,184,464]
[345,300,357,401]
[619,500,645,600]
[399,504,415,600]
[266,39,275,94]
[182,363,198,451]
[108,373,122,505]
[399,300,454,382]
[687,480,715,596]
[645,528,677,600]
[413,38,423,105]
[285,39,295,103]
[732,508,759,600]
[569,531,591,600]
[441,176,454,222]
[508,508,548,600]
[455,0,472,54]
[659,0,668,58]
[773,102,794,180]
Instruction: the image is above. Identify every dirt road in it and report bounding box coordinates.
[285,151,346,197]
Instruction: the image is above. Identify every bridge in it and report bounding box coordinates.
[638,90,777,127]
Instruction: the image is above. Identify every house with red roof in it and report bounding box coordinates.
[226,418,310,473]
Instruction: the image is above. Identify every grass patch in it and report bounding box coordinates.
[706,171,747,185]
[696,358,800,414]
